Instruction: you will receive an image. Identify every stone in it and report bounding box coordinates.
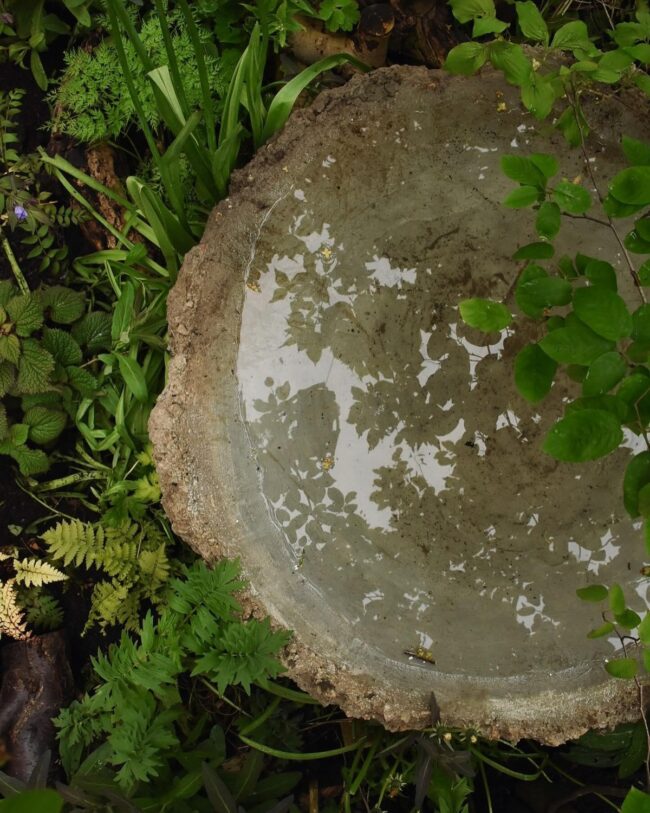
[150,66,650,744]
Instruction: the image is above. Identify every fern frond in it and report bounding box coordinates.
[0,580,31,640]
[41,519,100,567]
[0,548,17,562]
[14,557,68,587]
[84,580,130,633]
[21,591,64,631]
[138,543,170,600]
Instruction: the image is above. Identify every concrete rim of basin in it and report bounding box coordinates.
[150,65,646,744]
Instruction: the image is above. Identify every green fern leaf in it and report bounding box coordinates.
[85,580,131,632]
[21,591,64,631]
[71,311,112,352]
[0,281,17,307]
[0,361,15,397]
[0,334,21,364]
[138,543,170,598]
[6,294,44,337]
[40,286,85,324]
[24,406,67,445]
[0,580,31,640]
[16,339,55,393]
[14,558,68,587]
[0,439,50,475]
[41,519,100,567]
[41,327,83,366]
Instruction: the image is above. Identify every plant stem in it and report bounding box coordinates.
[1,228,29,294]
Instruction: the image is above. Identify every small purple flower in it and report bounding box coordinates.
[0,12,13,25]
[13,205,28,222]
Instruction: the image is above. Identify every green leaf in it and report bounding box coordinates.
[636,218,650,242]
[622,136,650,167]
[609,166,650,205]
[539,316,614,364]
[0,362,16,398]
[535,202,561,240]
[632,304,650,343]
[625,229,650,254]
[444,42,488,75]
[603,193,645,218]
[553,181,592,214]
[66,366,97,396]
[72,311,112,352]
[515,1,548,43]
[587,621,615,638]
[41,328,83,367]
[638,612,650,645]
[0,335,21,365]
[449,0,496,23]
[514,344,557,403]
[521,73,556,119]
[501,155,545,186]
[489,41,532,85]
[551,20,590,50]
[24,407,67,445]
[584,259,617,291]
[0,404,7,441]
[6,295,44,337]
[513,241,554,260]
[16,340,55,394]
[116,355,149,402]
[542,409,623,462]
[458,299,512,332]
[640,260,650,286]
[605,658,638,679]
[40,286,85,324]
[621,787,650,813]
[615,609,642,630]
[609,583,626,614]
[472,16,509,36]
[0,441,49,476]
[112,282,136,346]
[555,106,583,147]
[573,286,632,340]
[576,584,608,602]
[566,395,628,423]
[582,352,627,397]
[516,276,572,318]
[504,185,541,208]
[623,451,650,519]
[529,153,559,180]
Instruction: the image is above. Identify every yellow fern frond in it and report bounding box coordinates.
[14,558,68,587]
[0,548,17,562]
[41,519,101,568]
[0,580,31,640]
[139,544,170,599]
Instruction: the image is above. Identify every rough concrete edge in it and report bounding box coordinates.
[150,64,643,744]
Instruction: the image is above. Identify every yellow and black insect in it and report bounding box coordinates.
[404,646,435,664]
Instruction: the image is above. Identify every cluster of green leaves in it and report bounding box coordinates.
[41,516,173,632]
[53,559,291,798]
[0,279,105,475]
[0,0,94,90]
[444,0,650,141]
[1,89,82,276]
[565,721,648,780]
[52,7,235,144]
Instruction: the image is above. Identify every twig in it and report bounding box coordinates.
[0,228,29,295]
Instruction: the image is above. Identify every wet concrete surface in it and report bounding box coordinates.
[151,66,650,742]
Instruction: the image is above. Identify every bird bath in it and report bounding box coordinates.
[150,66,650,743]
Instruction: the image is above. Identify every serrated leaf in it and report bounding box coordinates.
[66,366,97,396]
[6,295,44,337]
[535,202,561,240]
[459,298,512,332]
[24,406,67,445]
[14,558,68,587]
[0,580,31,639]
[514,344,557,403]
[582,352,627,397]
[40,286,85,324]
[0,334,21,365]
[543,409,623,461]
[16,340,55,394]
[576,584,608,602]
[41,328,83,367]
[605,658,637,679]
[573,286,632,340]
[0,362,15,398]
[0,281,17,307]
[0,440,49,475]
[443,42,488,75]
[71,311,112,352]
[553,181,592,214]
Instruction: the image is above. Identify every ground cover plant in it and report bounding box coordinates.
[1,0,650,810]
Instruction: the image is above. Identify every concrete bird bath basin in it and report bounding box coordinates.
[150,66,650,743]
